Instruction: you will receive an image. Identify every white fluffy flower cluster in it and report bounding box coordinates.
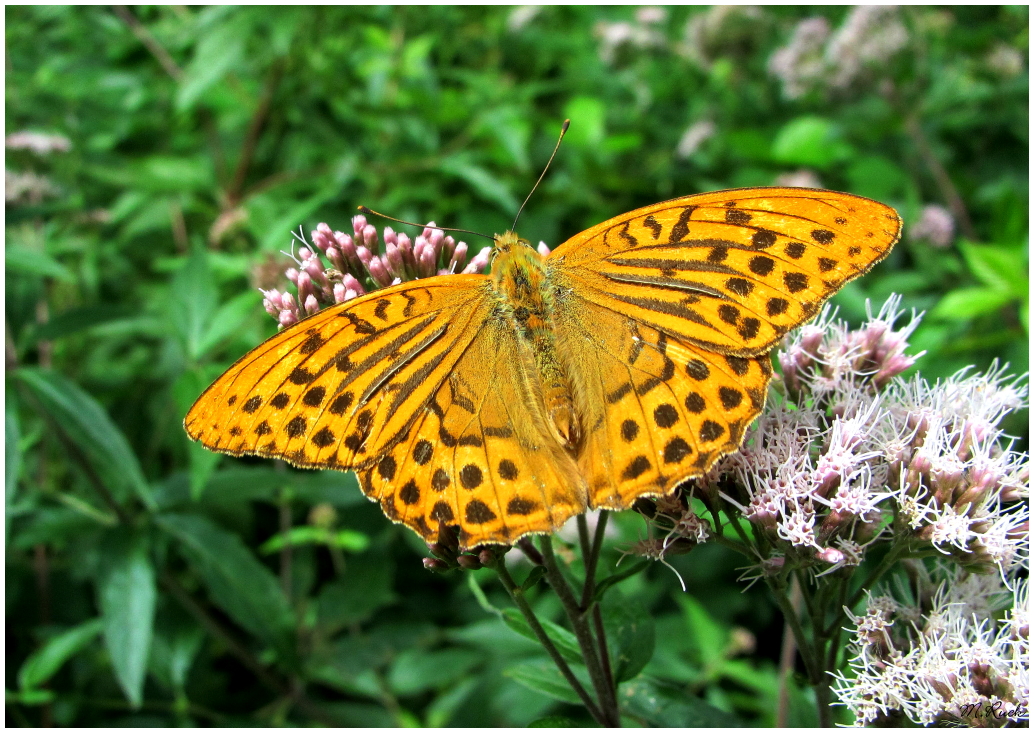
[652,296,1028,584]
[834,570,1028,726]
[769,6,909,99]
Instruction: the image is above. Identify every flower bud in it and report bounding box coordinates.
[428,227,444,251]
[335,230,357,261]
[449,242,468,272]
[278,310,298,328]
[352,214,368,236]
[304,294,319,315]
[304,259,329,290]
[312,223,334,253]
[456,554,482,570]
[309,502,337,529]
[367,256,392,287]
[384,242,403,276]
[296,270,313,302]
[341,270,366,293]
[362,224,379,251]
[462,247,492,274]
[816,546,844,565]
[423,557,451,573]
[537,241,551,257]
[419,245,436,278]
[383,226,397,247]
[441,235,456,259]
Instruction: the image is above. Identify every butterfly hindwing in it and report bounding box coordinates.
[551,187,902,357]
[358,314,588,548]
[554,287,772,509]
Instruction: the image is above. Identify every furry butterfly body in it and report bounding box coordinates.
[185,187,901,549]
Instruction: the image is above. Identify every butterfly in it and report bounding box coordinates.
[185,187,901,550]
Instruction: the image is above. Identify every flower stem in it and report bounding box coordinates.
[579,513,619,720]
[540,536,621,726]
[492,560,606,726]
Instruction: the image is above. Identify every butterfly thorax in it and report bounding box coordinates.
[490,231,580,451]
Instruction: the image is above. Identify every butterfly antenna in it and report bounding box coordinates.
[512,118,570,231]
[357,207,495,242]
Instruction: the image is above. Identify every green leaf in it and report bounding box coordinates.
[6,393,22,524]
[260,526,370,554]
[386,647,482,696]
[771,116,853,169]
[602,592,655,682]
[158,513,293,650]
[6,688,56,706]
[563,97,606,148]
[504,658,587,705]
[176,16,246,110]
[171,368,223,500]
[255,183,345,252]
[845,156,909,202]
[678,595,727,668]
[500,608,583,664]
[466,573,582,664]
[148,617,204,692]
[425,676,479,727]
[620,677,740,726]
[196,291,262,359]
[931,287,1016,320]
[528,715,580,727]
[97,531,156,707]
[14,368,153,508]
[315,554,396,632]
[31,304,137,342]
[130,157,215,193]
[479,108,531,171]
[520,565,547,591]
[18,618,104,691]
[439,156,519,213]
[5,245,73,282]
[959,241,1028,296]
[169,250,217,362]
[593,560,650,603]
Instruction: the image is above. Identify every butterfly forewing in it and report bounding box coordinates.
[185,276,488,468]
[551,187,902,357]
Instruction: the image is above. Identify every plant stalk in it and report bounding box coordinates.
[493,561,606,725]
[540,536,621,727]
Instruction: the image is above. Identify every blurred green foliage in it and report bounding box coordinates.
[6,5,1027,726]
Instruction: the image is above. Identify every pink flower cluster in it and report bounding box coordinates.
[261,215,492,329]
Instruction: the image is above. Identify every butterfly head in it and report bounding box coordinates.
[492,231,534,255]
[489,230,539,269]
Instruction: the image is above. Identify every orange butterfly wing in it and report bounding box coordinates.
[185,275,587,549]
[548,187,901,507]
[187,187,901,548]
[551,187,902,356]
